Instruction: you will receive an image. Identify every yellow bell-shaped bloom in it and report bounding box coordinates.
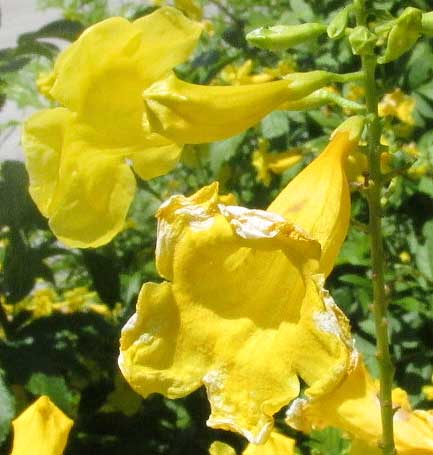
[286,358,433,454]
[269,116,364,276]
[143,71,354,144]
[209,431,296,455]
[119,123,360,443]
[22,7,202,248]
[11,396,73,455]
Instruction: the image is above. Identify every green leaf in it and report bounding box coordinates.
[419,177,433,197]
[18,19,83,43]
[261,111,289,139]
[407,42,433,88]
[26,373,79,417]
[308,427,350,455]
[208,132,246,174]
[289,0,314,22]
[339,274,371,288]
[0,371,15,445]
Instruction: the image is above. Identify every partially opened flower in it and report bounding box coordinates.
[285,358,433,454]
[119,118,363,443]
[11,395,73,455]
[22,7,202,247]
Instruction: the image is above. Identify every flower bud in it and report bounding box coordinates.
[378,7,422,64]
[327,6,351,39]
[349,26,377,55]
[246,23,326,50]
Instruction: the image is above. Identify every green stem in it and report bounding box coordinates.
[355,1,396,454]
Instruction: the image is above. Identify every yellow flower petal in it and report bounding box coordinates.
[349,439,381,455]
[119,183,355,443]
[210,431,296,455]
[243,431,296,455]
[131,134,183,180]
[22,108,70,217]
[286,358,433,454]
[11,396,73,455]
[143,71,341,144]
[23,109,136,248]
[46,9,202,137]
[268,116,364,276]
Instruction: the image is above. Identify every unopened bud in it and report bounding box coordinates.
[327,6,351,39]
[246,23,326,50]
[378,7,422,64]
[349,26,377,55]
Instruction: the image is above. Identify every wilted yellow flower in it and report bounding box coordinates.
[23,7,203,248]
[119,120,363,443]
[378,88,416,125]
[286,358,433,454]
[11,396,73,455]
[252,139,302,186]
[143,70,359,144]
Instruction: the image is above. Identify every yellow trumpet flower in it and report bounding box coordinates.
[22,7,202,248]
[143,71,357,144]
[11,396,73,455]
[286,358,433,454]
[119,119,363,443]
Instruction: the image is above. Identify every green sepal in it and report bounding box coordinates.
[327,6,351,39]
[349,26,377,56]
[246,23,326,50]
[378,7,422,64]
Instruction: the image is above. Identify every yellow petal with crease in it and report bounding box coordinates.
[268,116,364,276]
[119,183,355,443]
[143,71,337,144]
[11,396,73,455]
[23,109,136,248]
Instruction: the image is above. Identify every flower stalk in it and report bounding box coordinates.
[355,0,396,454]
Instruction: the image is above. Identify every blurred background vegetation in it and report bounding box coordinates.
[1,0,433,453]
